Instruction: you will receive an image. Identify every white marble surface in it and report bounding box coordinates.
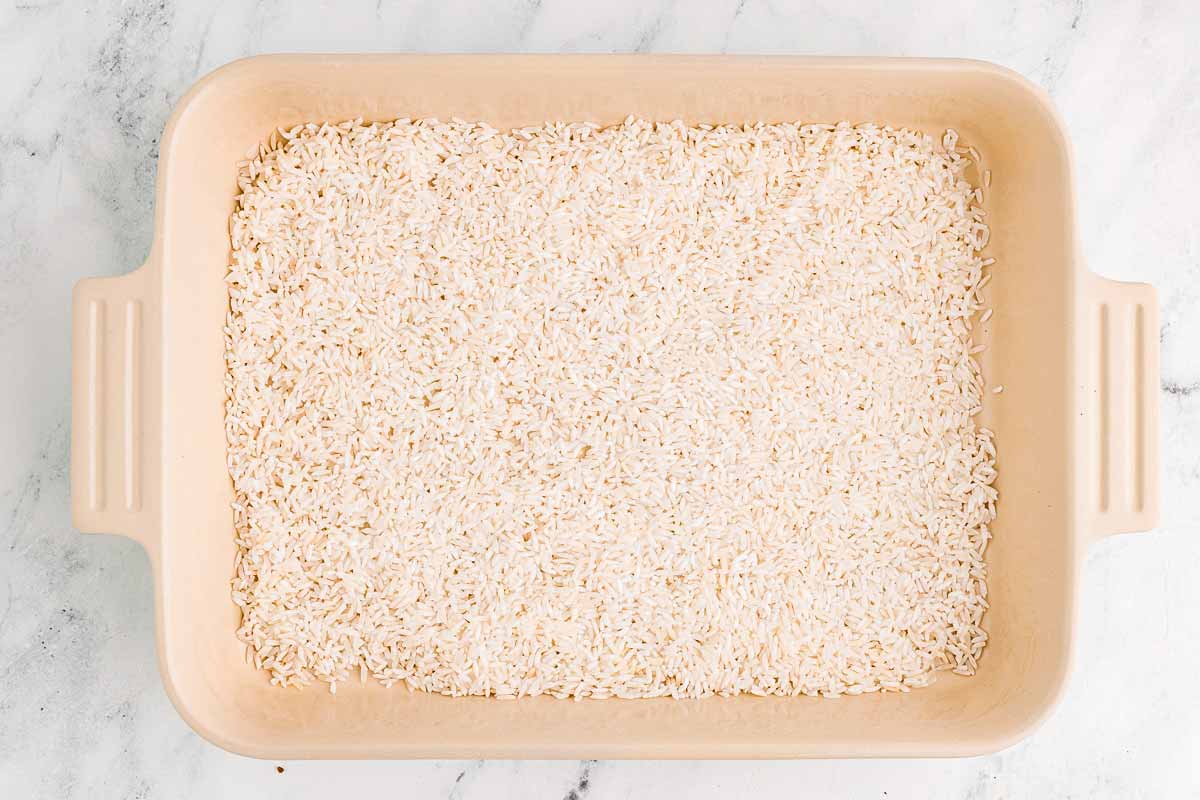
[2,0,1199,796]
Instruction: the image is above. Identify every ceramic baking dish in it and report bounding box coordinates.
[70,55,1159,759]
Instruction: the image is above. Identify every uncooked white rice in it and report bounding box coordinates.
[225,117,998,698]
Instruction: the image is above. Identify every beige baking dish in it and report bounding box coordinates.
[70,55,1159,759]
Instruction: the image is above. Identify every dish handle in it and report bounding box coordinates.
[71,262,158,556]
[1082,273,1160,542]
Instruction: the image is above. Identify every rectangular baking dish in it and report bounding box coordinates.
[70,55,1159,759]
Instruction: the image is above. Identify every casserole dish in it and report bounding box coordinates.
[71,55,1159,758]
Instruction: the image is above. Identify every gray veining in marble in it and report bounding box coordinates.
[1,0,1198,797]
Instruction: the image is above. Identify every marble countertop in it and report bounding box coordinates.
[2,0,1198,797]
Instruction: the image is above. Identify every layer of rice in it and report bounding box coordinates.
[225,117,996,698]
